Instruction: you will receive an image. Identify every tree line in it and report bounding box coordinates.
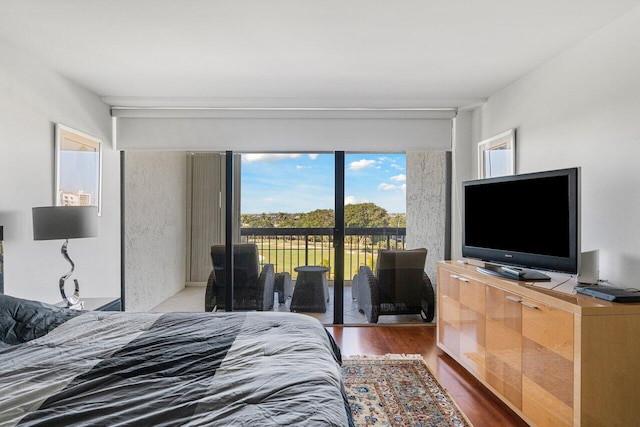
[241,202,406,228]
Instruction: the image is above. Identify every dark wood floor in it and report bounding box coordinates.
[326,324,528,427]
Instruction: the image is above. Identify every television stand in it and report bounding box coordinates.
[437,260,640,426]
[477,263,551,281]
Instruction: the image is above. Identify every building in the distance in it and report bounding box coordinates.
[59,190,92,206]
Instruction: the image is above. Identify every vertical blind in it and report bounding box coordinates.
[186,153,242,283]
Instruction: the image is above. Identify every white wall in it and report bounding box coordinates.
[124,151,187,312]
[471,6,640,287]
[0,39,120,302]
[406,151,447,283]
[450,111,474,261]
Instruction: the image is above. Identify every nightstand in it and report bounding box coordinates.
[56,297,122,311]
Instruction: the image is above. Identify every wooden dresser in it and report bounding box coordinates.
[437,260,640,426]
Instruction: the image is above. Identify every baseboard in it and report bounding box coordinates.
[185,282,207,287]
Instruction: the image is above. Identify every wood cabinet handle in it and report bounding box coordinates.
[505,296,539,310]
[450,274,470,283]
[520,301,539,310]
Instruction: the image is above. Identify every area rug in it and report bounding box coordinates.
[342,354,472,426]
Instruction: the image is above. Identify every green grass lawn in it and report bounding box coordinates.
[255,244,378,280]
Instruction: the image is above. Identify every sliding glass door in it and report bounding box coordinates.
[232,151,412,325]
[185,150,424,325]
[239,152,337,322]
[343,153,407,324]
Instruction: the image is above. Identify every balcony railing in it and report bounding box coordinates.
[240,227,406,280]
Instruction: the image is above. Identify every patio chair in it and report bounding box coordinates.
[205,243,275,311]
[274,271,293,305]
[352,248,435,323]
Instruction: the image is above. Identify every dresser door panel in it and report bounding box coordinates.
[521,297,574,427]
[485,285,523,409]
[438,269,461,358]
[459,276,486,378]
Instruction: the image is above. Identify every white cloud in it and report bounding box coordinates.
[391,164,404,170]
[349,159,376,170]
[296,165,311,169]
[378,183,398,191]
[345,195,369,205]
[243,153,302,163]
[401,183,406,192]
[390,174,406,182]
[308,154,319,160]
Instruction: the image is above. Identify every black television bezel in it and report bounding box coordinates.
[461,167,580,275]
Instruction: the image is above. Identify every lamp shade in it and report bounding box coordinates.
[33,206,98,240]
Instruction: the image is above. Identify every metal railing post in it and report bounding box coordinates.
[304,234,309,266]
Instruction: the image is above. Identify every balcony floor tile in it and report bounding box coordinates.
[152,284,426,325]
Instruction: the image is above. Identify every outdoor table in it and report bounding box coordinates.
[290,266,330,312]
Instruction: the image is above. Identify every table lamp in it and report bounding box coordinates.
[32,206,98,306]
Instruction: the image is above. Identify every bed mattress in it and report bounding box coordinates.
[0,294,352,426]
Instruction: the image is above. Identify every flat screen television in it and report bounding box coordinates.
[462,167,580,281]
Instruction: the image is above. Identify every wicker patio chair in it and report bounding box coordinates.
[352,248,435,323]
[205,243,275,311]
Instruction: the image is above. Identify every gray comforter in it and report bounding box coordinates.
[0,294,352,426]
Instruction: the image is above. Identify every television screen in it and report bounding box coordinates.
[462,167,580,278]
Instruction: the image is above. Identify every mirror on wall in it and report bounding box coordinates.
[55,124,102,215]
[478,129,516,179]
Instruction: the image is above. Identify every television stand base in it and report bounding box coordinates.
[477,263,551,281]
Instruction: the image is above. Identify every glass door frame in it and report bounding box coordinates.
[224,150,348,324]
[333,151,345,324]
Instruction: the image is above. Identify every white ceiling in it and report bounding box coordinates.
[1,0,639,108]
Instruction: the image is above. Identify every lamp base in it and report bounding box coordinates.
[55,299,85,310]
[60,278,81,307]
[60,239,81,306]
[68,300,85,310]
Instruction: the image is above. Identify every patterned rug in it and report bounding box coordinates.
[342,354,472,426]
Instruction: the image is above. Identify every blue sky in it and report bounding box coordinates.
[241,153,406,214]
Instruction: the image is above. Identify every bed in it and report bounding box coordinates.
[0,293,353,426]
